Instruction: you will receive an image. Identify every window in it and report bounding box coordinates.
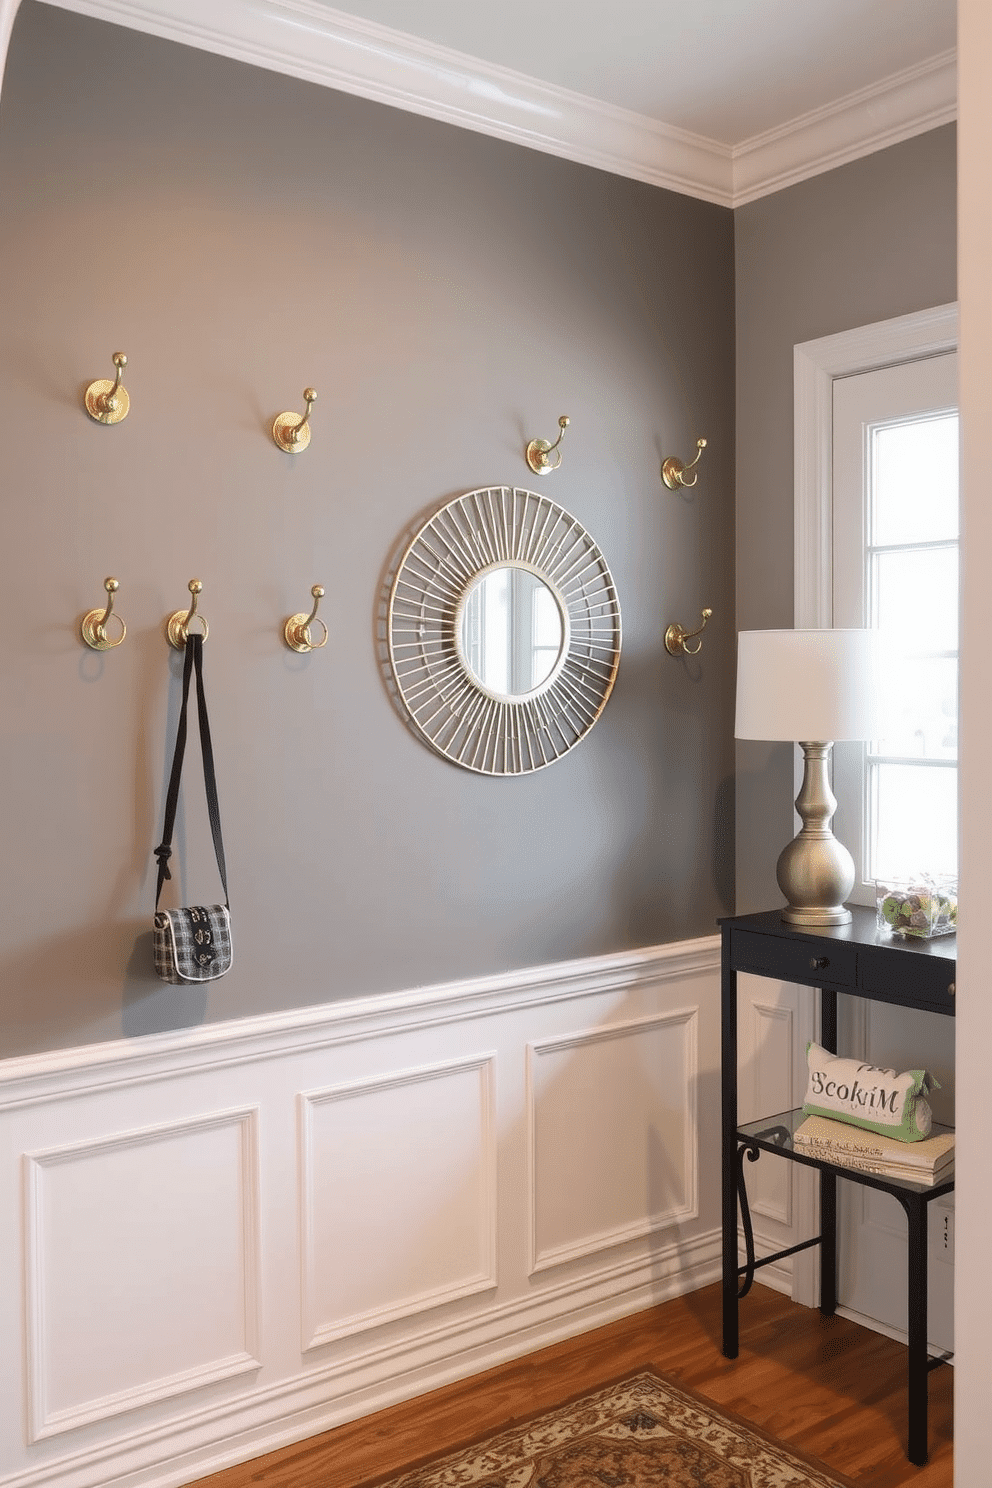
[864,411,958,879]
[794,307,959,902]
[832,355,958,890]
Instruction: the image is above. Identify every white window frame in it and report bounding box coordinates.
[785,304,958,1308]
[794,305,959,891]
[794,303,958,629]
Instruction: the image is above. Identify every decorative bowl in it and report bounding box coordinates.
[876,877,957,939]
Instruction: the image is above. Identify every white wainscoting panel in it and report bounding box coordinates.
[300,1057,496,1349]
[24,1108,261,1442]
[743,999,793,1228]
[0,936,720,1488]
[736,972,818,1297]
[528,1010,697,1273]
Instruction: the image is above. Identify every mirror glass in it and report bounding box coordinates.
[459,565,564,698]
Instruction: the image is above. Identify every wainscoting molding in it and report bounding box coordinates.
[528,1008,698,1274]
[735,972,818,1300]
[299,1057,498,1351]
[24,1107,262,1443]
[0,936,721,1488]
[745,1001,794,1230]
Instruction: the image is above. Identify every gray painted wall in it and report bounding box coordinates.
[0,3,736,1056]
[733,126,957,911]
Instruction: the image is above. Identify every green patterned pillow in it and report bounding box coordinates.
[802,1041,938,1142]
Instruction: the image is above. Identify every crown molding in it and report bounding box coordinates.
[24,0,735,202]
[2,0,957,210]
[733,49,958,206]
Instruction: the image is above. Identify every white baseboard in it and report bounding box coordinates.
[0,936,721,1488]
[113,1230,723,1488]
[749,1264,794,1298]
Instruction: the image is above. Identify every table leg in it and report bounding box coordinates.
[819,1168,837,1314]
[905,1194,929,1466]
[820,986,837,1053]
[817,985,838,1314]
[721,931,739,1358]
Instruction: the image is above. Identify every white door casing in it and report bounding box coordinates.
[790,303,958,1329]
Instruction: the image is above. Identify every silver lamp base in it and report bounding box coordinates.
[776,741,854,926]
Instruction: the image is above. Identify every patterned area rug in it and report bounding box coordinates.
[369,1371,852,1488]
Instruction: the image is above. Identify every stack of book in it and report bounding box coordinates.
[793,1113,955,1185]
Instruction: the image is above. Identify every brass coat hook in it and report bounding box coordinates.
[284,585,328,652]
[273,388,317,453]
[665,607,712,657]
[81,577,126,650]
[85,352,130,425]
[166,579,209,648]
[662,436,706,489]
[526,415,569,475]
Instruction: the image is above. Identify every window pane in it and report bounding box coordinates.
[872,547,958,651]
[870,762,958,880]
[875,658,957,760]
[533,583,560,649]
[872,414,959,546]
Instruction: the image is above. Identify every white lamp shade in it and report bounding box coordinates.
[735,629,884,742]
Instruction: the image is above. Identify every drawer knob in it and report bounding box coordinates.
[948,981,956,997]
[810,956,829,970]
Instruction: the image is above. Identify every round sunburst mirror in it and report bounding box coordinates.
[386,486,621,775]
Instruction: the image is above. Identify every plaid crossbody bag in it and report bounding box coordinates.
[152,633,232,983]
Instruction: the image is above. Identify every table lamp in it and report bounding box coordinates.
[735,629,883,926]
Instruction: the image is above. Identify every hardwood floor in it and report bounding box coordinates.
[188,1282,952,1488]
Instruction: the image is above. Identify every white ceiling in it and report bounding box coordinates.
[22,0,958,204]
[313,0,956,145]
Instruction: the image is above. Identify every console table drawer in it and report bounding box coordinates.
[857,947,956,1012]
[730,929,857,987]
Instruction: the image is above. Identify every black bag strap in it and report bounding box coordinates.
[154,633,229,910]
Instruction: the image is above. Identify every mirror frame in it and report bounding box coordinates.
[386,486,621,775]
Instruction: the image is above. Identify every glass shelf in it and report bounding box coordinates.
[738,1108,955,1196]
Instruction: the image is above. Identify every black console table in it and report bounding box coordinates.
[720,907,956,1466]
